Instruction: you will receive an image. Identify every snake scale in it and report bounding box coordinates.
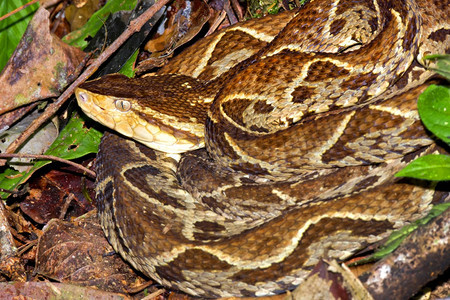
[75,0,450,297]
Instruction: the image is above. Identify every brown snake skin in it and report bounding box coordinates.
[76,0,450,297]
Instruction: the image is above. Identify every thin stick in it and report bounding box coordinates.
[140,289,165,300]
[0,0,39,22]
[4,0,170,156]
[59,193,75,219]
[0,153,96,178]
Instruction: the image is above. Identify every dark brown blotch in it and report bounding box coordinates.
[194,221,226,233]
[355,175,381,190]
[126,165,161,176]
[193,221,227,240]
[136,143,158,160]
[96,180,114,212]
[291,85,316,103]
[329,19,346,36]
[253,100,275,114]
[123,167,186,209]
[341,73,377,91]
[154,249,232,283]
[428,28,450,43]
[368,16,379,32]
[202,196,228,212]
[304,61,350,82]
[248,125,270,133]
[230,161,271,176]
[221,98,251,127]
[402,15,418,52]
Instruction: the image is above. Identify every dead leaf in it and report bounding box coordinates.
[6,205,37,237]
[0,7,84,115]
[65,0,102,31]
[20,168,95,224]
[138,0,210,72]
[35,214,146,293]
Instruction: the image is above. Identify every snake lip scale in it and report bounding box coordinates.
[75,0,450,297]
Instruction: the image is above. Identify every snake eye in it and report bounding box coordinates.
[115,100,131,112]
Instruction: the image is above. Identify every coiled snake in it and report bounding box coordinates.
[75,0,450,297]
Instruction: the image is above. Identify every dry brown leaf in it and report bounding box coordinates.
[35,214,146,293]
[20,168,95,224]
[65,0,102,31]
[144,0,210,53]
[137,0,210,72]
[0,7,84,115]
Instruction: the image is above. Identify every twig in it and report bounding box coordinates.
[17,240,38,257]
[126,280,154,294]
[0,153,96,178]
[206,10,227,36]
[141,289,165,300]
[224,0,238,25]
[4,0,170,156]
[59,193,75,219]
[230,0,244,20]
[0,184,29,197]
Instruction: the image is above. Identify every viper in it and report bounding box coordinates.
[75,0,449,297]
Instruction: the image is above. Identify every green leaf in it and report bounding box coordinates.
[425,54,450,80]
[0,0,39,71]
[62,0,137,49]
[44,113,102,160]
[0,113,102,199]
[395,154,450,180]
[417,84,450,144]
[119,49,138,78]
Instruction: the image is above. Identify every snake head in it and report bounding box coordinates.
[75,74,205,153]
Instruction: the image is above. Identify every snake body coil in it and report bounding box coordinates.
[76,0,450,297]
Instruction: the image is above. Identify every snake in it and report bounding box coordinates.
[74,0,450,297]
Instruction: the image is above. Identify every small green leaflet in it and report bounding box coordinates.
[396,154,450,180]
[119,49,138,78]
[424,54,450,80]
[397,84,450,181]
[417,84,450,144]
